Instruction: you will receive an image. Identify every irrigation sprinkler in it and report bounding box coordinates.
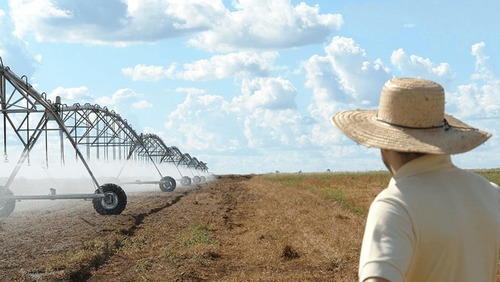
[0,58,209,217]
[0,60,129,217]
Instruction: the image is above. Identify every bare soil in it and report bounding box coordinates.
[1,174,498,282]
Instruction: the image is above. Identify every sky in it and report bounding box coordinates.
[0,0,499,175]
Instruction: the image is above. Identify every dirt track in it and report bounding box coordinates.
[1,174,365,281]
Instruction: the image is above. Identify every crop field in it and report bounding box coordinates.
[0,170,499,281]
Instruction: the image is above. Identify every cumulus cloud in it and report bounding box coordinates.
[122,64,177,81]
[132,100,153,109]
[232,77,297,111]
[10,0,72,40]
[122,52,277,82]
[95,88,138,105]
[188,0,343,51]
[47,86,93,104]
[9,0,222,45]
[230,77,309,149]
[163,76,312,152]
[8,0,340,51]
[390,48,455,83]
[471,42,489,67]
[157,36,500,173]
[0,7,39,75]
[164,88,241,152]
[303,36,391,147]
[243,108,310,149]
[446,42,500,119]
[166,36,395,154]
[178,52,277,80]
[324,37,390,105]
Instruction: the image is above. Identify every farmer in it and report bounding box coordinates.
[331,77,500,282]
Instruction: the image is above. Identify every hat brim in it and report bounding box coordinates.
[332,110,491,154]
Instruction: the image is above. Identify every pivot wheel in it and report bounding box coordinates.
[193,176,201,184]
[0,187,15,217]
[93,183,127,215]
[159,176,176,192]
[180,176,191,186]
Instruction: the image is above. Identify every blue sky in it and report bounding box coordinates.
[0,0,499,174]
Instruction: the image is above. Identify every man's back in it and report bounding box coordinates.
[359,155,500,282]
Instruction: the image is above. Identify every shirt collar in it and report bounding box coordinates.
[393,154,454,180]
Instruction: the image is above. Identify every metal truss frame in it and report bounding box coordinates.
[0,58,209,215]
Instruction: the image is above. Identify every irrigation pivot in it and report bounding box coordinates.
[0,57,210,217]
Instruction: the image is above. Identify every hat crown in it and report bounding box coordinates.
[377,78,445,128]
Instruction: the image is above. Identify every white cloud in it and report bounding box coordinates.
[8,0,339,50]
[163,77,310,152]
[232,77,297,111]
[95,88,138,105]
[156,37,500,173]
[229,77,309,150]
[178,52,277,80]
[164,89,241,152]
[471,42,489,67]
[243,108,310,149]
[122,52,278,82]
[10,0,72,40]
[324,37,390,105]
[9,0,223,45]
[48,86,93,104]
[0,6,39,75]
[175,87,207,96]
[446,42,500,119]
[450,84,483,117]
[188,0,343,51]
[132,100,153,109]
[390,48,455,83]
[122,64,176,81]
[303,36,391,146]
[162,36,394,154]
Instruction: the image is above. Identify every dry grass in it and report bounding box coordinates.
[261,171,391,215]
[86,170,500,280]
[83,174,379,281]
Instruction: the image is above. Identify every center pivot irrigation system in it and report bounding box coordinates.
[0,58,211,217]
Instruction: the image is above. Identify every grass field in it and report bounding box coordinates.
[475,169,500,186]
[260,169,500,280]
[262,168,500,216]
[261,171,391,216]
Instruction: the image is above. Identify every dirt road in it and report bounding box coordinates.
[0,174,364,281]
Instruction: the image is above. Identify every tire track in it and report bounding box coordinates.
[66,189,195,281]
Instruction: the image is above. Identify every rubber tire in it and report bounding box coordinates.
[201,176,206,182]
[193,176,201,184]
[180,176,191,186]
[159,176,176,192]
[0,187,15,217]
[93,183,127,215]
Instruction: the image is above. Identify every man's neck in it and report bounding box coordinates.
[382,149,427,175]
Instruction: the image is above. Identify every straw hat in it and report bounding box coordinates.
[331,77,491,154]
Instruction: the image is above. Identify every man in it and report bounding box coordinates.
[331,77,500,282]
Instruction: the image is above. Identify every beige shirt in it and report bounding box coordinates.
[359,154,500,282]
